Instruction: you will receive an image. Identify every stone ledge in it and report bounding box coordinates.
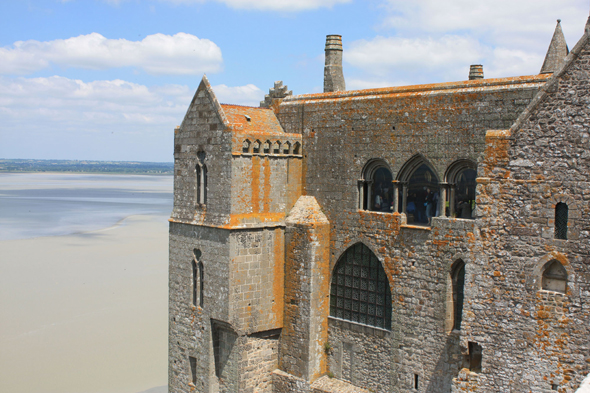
[311,376,370,393]
[328,316,391,338]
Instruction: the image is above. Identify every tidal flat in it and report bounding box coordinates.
[0,173,172,393]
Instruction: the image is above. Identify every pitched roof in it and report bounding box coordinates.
[221,104,284,134]
[540,19,569,74]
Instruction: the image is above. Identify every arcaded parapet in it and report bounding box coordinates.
[281,196,331,383]
[470,26,590,392]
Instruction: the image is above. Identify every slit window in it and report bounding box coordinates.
[195,152,207,206]
[452,260,465,331]
[555,202,568,240]
[192,249,203,308]
[189,356,197,385]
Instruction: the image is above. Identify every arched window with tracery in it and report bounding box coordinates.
[330,243,392,330]
[555,202,568,240]
[445,160,477,219]
[397,155,440,225]
[542,260,567,293]
[360,160,394,213]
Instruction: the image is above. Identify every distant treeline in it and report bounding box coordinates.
[0,159,174,174]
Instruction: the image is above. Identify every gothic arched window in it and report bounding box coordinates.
[542,260,567,293]
[397,155,440,225]
[444,160,477,219]
[330,243,392,330]
[555,202,568,240]
[360,160,394,213]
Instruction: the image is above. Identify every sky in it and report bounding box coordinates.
[0,0,589,162]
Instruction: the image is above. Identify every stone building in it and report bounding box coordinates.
[168,19,590,393]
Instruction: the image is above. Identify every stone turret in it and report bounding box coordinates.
[323,35,346,93]
[540,19,569,74]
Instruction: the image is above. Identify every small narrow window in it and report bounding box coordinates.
[452,260,465,330]
[293,142,301,155]
[198,260,204,308]
[253,140,260,154]
[195,164,201,206]
[555,202,568,240]
[542,260,567,293]
[192,260,198,307]
[273,141,281,154]
[283,141,291,155]
[192,249,203,307]
[263,140,271,154]
[414,374,419,390]
[242,139,251,153]
[189,356,197,384]
[202,165,207,205]
[468,342,482,372]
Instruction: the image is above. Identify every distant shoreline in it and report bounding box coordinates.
[0,158,174,175]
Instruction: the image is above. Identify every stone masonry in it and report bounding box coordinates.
[169,18,590,393]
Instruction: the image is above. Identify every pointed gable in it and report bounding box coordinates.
[540,19,569,74]
[180,74,229,131]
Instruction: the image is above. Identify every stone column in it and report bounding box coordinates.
[358,179,365,210]
[281,196,330,383]
[439,182,449,217]
[449,183,456,217]
[366,181,373,211]
[392,180,400,213]
[401,182,408,214]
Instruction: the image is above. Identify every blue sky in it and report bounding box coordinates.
[1,0,588,162]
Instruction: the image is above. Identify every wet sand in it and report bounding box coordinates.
[0,215,169,393]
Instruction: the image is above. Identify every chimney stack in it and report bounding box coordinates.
[324,35,346,93]
[469,64,484,80]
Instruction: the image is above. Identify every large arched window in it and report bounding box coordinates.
[330,243,392,330]
[359,160,394,213]
[542,260,567,293]
[444,160,477,219]
[398,155,440,225]
[555,202,568,240]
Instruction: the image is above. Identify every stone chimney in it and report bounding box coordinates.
[324,35,346,93]
[540,19,569,74]
[469,65,484,80]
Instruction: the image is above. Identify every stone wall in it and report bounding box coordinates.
[465,35,590,392]
[168,223,231,393]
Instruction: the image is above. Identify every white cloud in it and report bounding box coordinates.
[346,35,485,81]
[0,33,223,76]
[105,0,351,11]
[212,83,263,106]
[0,76,262,161]
[342,0,589,84]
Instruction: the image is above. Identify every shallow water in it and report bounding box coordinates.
[0,173,172,393]
[0,173,173,240]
